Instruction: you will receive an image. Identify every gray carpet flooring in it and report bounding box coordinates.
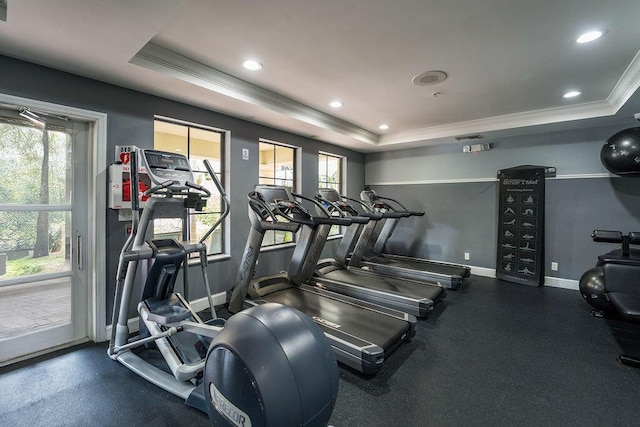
[1,276,639,426]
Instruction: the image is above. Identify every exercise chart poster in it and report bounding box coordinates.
[496,166,546,287]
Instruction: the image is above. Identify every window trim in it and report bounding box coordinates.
[318,151,347,238]
[153,115,231,260]
[258,138,300,191]
[258,138,301,249]
[318,151,346,194]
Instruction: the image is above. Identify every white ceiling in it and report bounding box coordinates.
[0,0,639,152]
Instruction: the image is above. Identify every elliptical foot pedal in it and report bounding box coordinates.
[145,299,192,325]
[206,318,226,327]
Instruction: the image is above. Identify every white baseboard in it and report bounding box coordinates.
[469,265,579,290]
[191,292,228,312]
[103,292,227,342]
[469,266,496,278]
[542,276,579,290]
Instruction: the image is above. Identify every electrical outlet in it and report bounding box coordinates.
[242,148,249,160]
[464,252,470,260]
[551,262,558,271]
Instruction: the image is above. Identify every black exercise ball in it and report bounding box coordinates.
[600,127,640,175]
[204,303,339,427]
[579,267,616,313]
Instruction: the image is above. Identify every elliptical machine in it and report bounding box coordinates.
[580,229,640,367]
[107,148,339,425]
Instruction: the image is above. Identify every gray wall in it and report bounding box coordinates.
[366,126,640,282]
[0,54,364,323]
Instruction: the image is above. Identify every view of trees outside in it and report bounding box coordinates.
[153,120,224,255]
[259,141,296,246]
[318,153,344,236]
[318,153,342,190]
[0,122,71,280]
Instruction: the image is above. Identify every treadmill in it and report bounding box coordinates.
[228,185,416,374]
[355,189,471,289]
[288,190,445,319]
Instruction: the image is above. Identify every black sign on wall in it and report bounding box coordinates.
[496,166,554,287]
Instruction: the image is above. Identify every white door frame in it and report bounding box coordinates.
[0,92,108,343]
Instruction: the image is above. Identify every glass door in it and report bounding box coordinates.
[0,107,90,365]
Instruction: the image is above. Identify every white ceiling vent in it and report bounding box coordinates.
[412,70,448,86]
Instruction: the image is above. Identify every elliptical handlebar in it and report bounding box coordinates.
[186,181,212,197]
[198,160,229,245]
[144,180,179,196]
[203,160,227,197]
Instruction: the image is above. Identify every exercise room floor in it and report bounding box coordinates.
[1,275,639,426]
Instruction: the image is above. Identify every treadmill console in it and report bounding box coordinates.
[360,190,378,205]
[140,149,194,189]
[255,185,293,204]
[318,188,341,203]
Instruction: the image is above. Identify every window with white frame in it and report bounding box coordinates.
[259,140,298,247]
[153,118,226,256]
[318,152,345,236]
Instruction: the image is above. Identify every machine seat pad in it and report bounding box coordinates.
[608,292,640,320]
[598,249,640,264]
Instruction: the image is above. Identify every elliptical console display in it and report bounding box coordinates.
[140,149,194,188]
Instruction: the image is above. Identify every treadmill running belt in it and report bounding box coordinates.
[263,287,410,352]
[372,256,470,278]
[321,269,444,301]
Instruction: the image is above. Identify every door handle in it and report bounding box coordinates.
[76,232,83,271]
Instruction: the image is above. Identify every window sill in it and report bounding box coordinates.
[260,242,297,253]
[187,253,231,266]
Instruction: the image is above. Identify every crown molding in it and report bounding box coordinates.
[376,49,640,147]
[132,44,639,150]
[378,100,616,147]
[131,43,379,145]
[608,49,640,110]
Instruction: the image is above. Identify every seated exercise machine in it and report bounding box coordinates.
[108,149,338,425]
[228,185,417,374]
[302,188,446,318]
[580,229,640,367]
[358,189,471,289]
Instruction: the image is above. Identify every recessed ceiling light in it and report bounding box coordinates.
[242,59,263,71]
[379,124,389,130]
[329,100,343,108]
[576,30,604,44]
[563,90,582,98]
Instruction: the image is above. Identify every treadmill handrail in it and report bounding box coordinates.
[315,192,374,223]
[363,191,425,217]
[248,190,351,228]
[290,192,354,227]
[342,195,384,219]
